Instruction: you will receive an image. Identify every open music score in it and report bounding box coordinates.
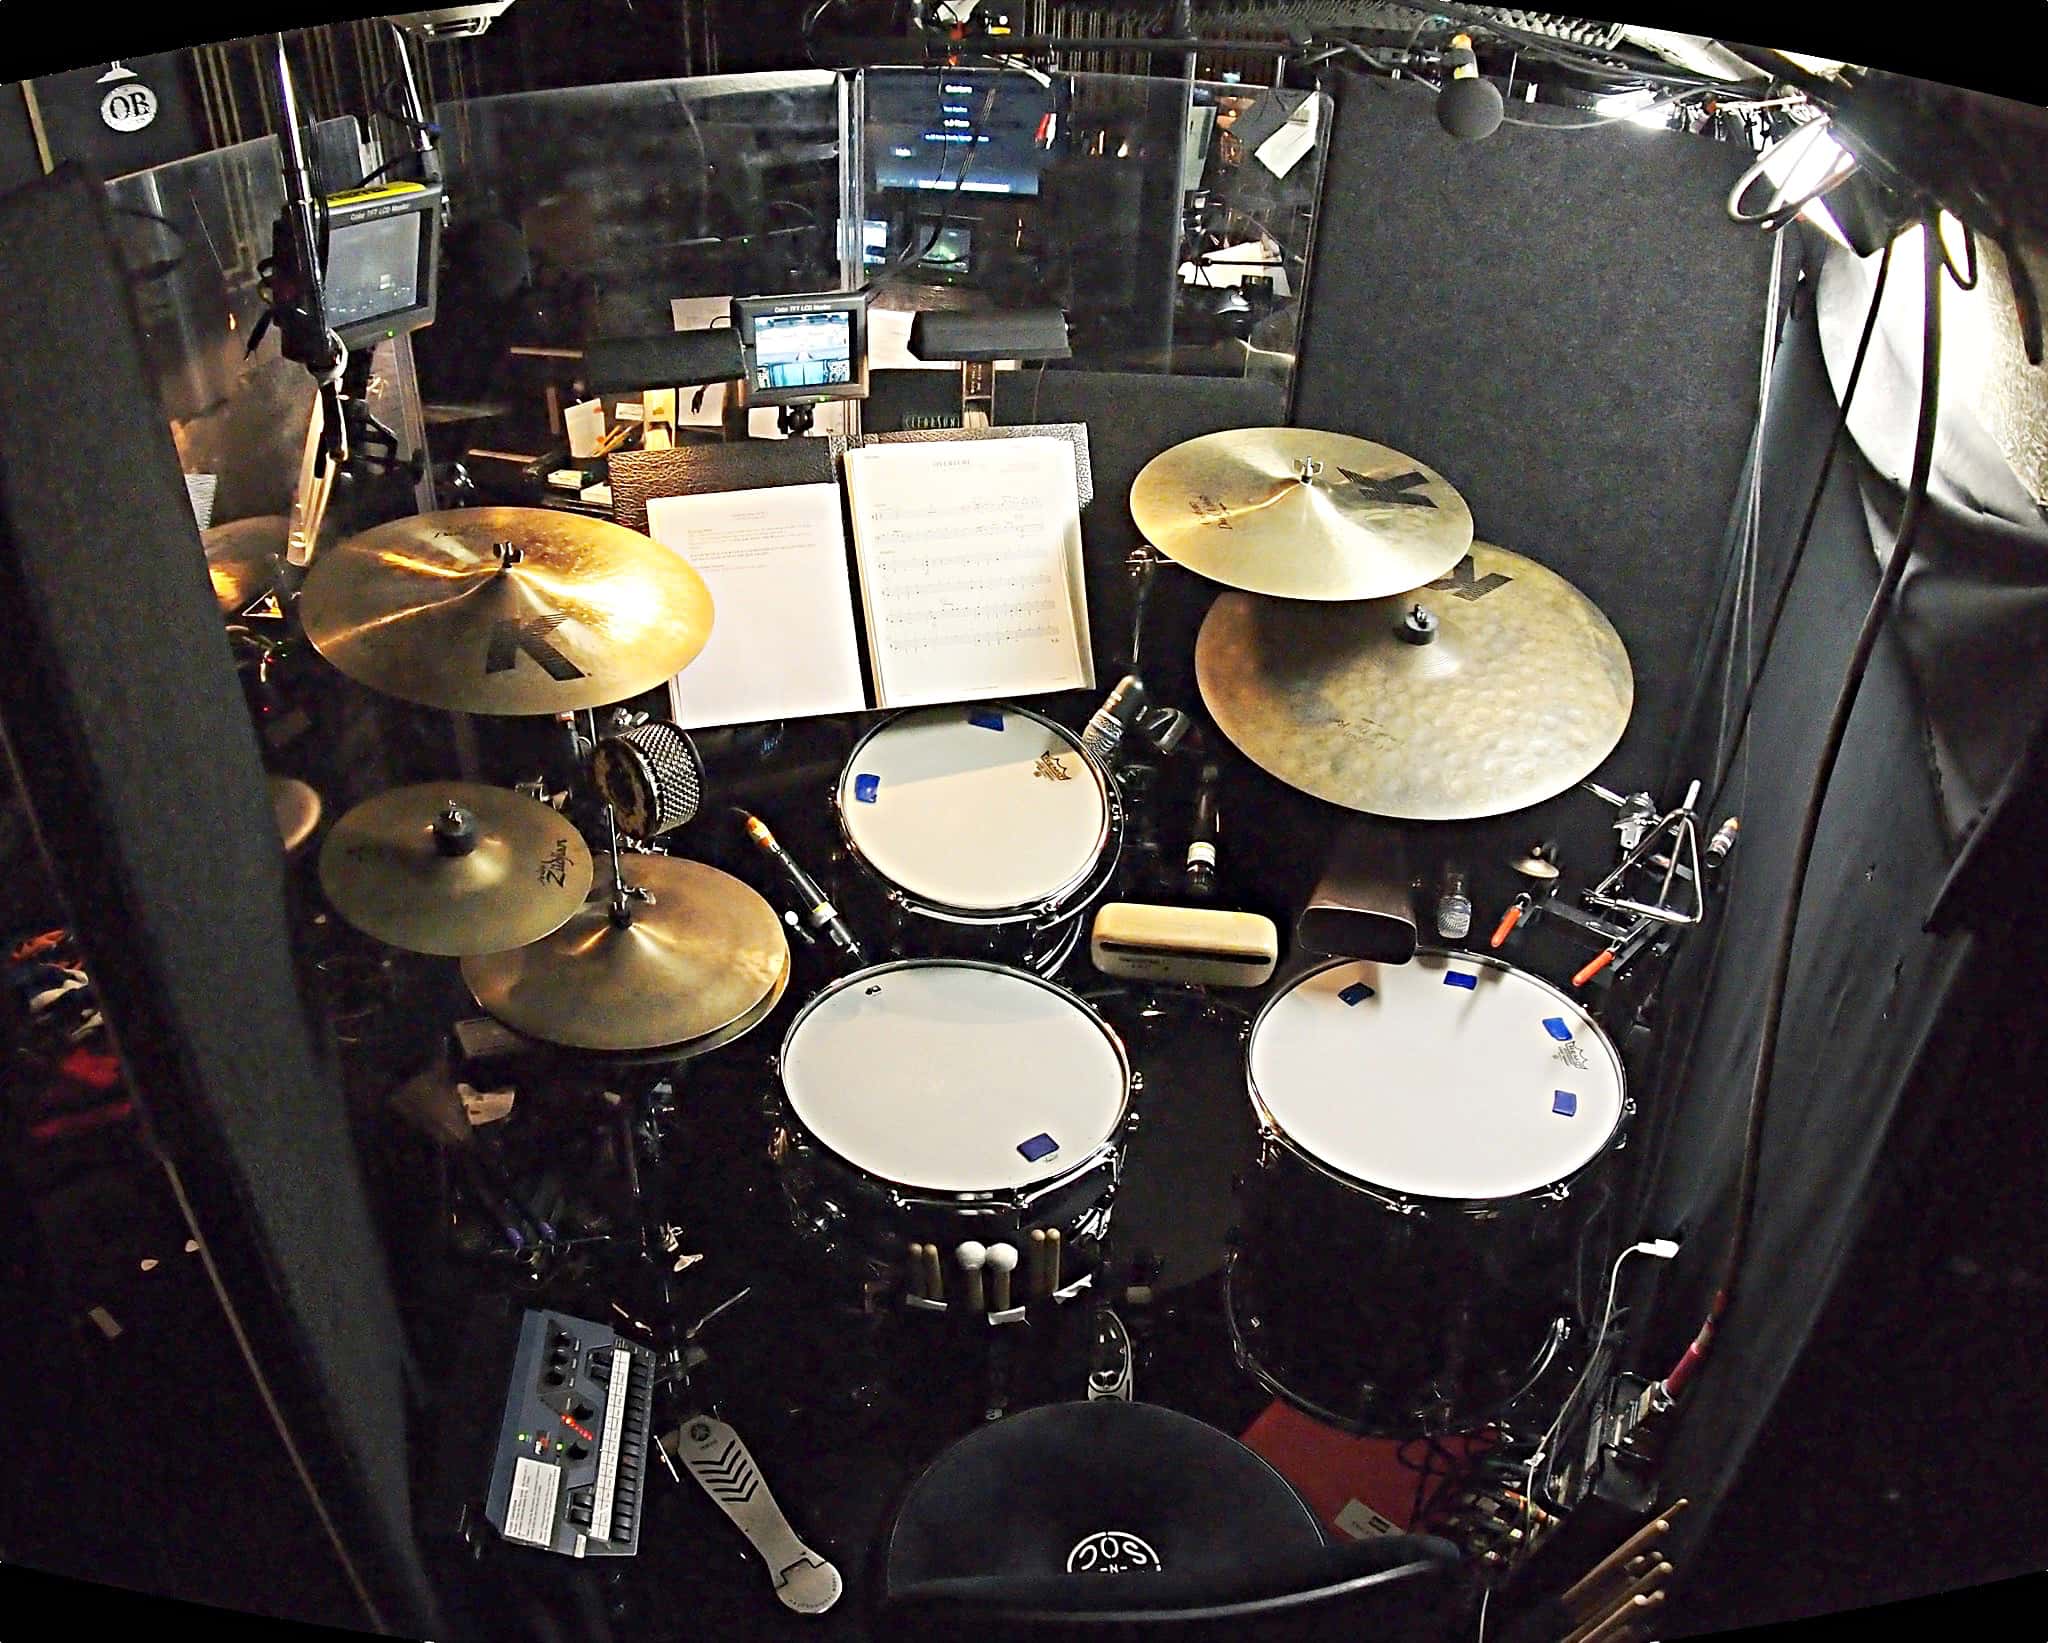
[844,437,1094,708]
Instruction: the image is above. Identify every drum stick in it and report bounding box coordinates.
[957,1242,987,1312]
[1029,1229,1048,1298]
[1560,1501,1687,1612]
[923,1243,945,1302]
[1580,1592,1662,1643]
[1569,1560,1672,1637]
[907,1243,927,1300]
[1046,1228,1062,1293]
[987,1243,1018,1312]
[1564,1553,1656,1619]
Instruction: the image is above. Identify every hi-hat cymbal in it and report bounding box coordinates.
[269,775,322,858]
[1130,428,1474,600]
[461,855,789,1054]
[205,516,289,617]
[319,783,595,957]
[298,508,714,715]
[1195,542,1633,821]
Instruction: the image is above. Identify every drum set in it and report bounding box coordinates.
[232,419,1670,1469]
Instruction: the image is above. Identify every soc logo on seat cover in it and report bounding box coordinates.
[1066,1530,1162,1574]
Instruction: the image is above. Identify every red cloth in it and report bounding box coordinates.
[1240,1400,1492,1536]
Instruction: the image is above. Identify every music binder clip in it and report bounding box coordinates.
[1585,781,1704,927]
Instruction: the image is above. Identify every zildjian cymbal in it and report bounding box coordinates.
[461,855,789,1054]
[298,508,714,715]
[319,782,595,957]
[1194,541,1633,821]
[204,516,289,618]
[1130,428,1474,600]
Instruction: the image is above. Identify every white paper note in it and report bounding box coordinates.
[843,438,1094,708]
[647,483,868,728]
[1256,96,1320,178]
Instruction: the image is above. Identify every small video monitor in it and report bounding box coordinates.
[321,180,443,347]
[915,220,973,276]
[861,218,890,267]
[730,291,870,406]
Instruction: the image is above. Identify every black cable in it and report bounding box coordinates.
[1671,211,1943,1402]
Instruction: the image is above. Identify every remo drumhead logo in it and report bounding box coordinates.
[1067,1531,1162,1574]
[98,64,159,132]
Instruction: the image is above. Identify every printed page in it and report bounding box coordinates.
[843,437,1093,708]
[647,483,868,728]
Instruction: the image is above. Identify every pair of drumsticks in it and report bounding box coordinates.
[906,1232,1063,1308]
[1554,1499,1686,1642]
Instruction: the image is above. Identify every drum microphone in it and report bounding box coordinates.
[1082,675,1149,766]
[1437,33,1504,142]
[737,810,866,968]
[1185,760,1222,898]
[592,721,704,838]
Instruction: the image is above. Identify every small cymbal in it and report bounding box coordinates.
[1130,428,1473,601]
[298,508,714,715]
[269,775,322,858]
[205,516,288,617]
[319,783,595,957]
[1195,542,1633,821]
[461,855,789,1054]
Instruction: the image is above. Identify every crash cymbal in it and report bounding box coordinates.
[205,516,288,618]
[269,775,322,858]
[460,855,789,1054]
[319,783,595,957]
[1195,541,1633,821]
[298,507,714,715]
[1130,428,1473,600]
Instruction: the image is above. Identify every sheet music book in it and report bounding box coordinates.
[647,483,868,729]
[842,437,1094,710]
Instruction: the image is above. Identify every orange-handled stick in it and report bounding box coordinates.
[1573,947,1617,988]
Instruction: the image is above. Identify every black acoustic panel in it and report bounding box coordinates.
[0,167,434,1633]
[1296,77,1775,795]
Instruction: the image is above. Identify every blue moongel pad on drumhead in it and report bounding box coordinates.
[969,709,1006,731]
[1553,1091,1577,1117]
[1543,1017,1573,1040]
[1339,982,1375,1006]
[854,774,880,803]
[1017,1133,1058,1162]
[1443,971,1478,990]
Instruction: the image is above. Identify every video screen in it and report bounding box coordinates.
[752,311,853,391]
[861,218,890,267]
[867,68,1061,198]
[917,222,973,275]
[325,211,422,330]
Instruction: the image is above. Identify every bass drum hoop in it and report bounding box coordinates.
[833,705,1125,930]
[1245,952,1629,1216]
[773,958,1135,1212]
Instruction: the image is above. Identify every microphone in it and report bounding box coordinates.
[1185,760,1222,899]
[1437,33,1504,142]
[738,810,866,969]
[592,722,703,838]
[1081,675,1149,766]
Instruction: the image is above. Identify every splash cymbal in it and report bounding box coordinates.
[1130,428,1473,600]
[298,508,714,715]
[319,782,595,956]
[269,774,322,857]
[205,516,288,618]
[1194,542,1632,821]
[461,855,789,1054]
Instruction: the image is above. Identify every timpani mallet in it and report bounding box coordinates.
[957,1241,987,1312]
[986,1243,1019,1312]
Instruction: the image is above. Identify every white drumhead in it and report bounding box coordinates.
[1248,953,1625,1201]
[781,962,1128,1193]
[839,706,1109,914]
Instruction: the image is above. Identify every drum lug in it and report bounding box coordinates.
[1541,1182,1571,1203]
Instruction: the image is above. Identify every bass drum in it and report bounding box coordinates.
[769,960,1135,1305]
[1226,952,1631,1436]
[833,704,1122,978]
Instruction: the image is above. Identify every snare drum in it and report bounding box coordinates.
[769,960,1134,1306]
[833,704,1122,976]
[1226,952,1630,1436]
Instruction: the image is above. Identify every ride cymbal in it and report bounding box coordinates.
[298,508,714,715]
[1130,428,1473,601]
[319,782,594,957]
[461,855,789,1054]
[205,516,288,618]
[1194,542,1633,821]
